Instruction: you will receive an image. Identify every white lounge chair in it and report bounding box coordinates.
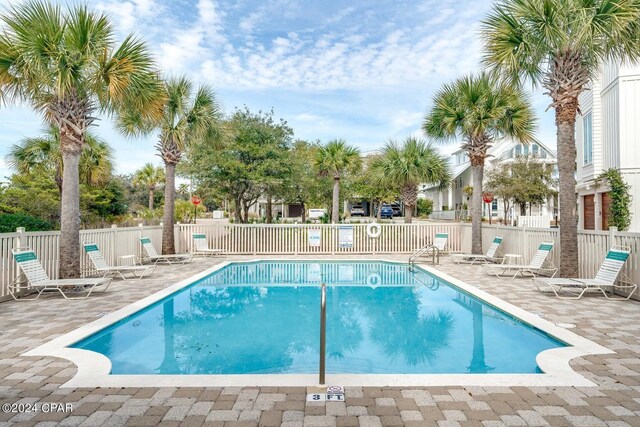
[451,236,504,265]
[482,241,557,278]
[535,246,637,300]
[9,247,111,300]
[140,237,193,265]
[192,233,226,257]
[83,242,156,279]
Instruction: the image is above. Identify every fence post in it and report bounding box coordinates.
[110,224,118,263]
[16,227,25,248]
[522,226,529,261]
[608,226,618,250]
[252,225,257,255]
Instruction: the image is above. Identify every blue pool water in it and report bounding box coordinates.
[72,261,565,375]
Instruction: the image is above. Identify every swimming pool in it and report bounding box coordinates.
[25,259,613,387]
[71,261,562,375]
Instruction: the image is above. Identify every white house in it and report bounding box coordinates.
[423,139,557,225]
[575,60,640,232]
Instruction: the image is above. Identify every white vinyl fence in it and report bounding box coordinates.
[1,222,639,301]
[462,224,640,299]
[0,223,461,301]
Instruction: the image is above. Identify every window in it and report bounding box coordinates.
[515,145,522,156]
[583,112,593,165]
[491,199,498,215]
[532,144,539,156]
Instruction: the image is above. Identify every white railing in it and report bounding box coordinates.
[517,215,552,228]
[1,222,639,301]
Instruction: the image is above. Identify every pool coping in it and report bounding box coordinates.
[23,258,614,388]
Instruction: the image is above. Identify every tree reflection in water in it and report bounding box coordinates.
[367,287,454,366]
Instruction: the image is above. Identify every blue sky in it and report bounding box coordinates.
[0,0,557,180]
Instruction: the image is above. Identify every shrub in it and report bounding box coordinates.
[417,199,434,217]
[0,213,54,232]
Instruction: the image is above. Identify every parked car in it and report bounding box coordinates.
[350,205,365,216]
[391,203,402,217]
[308,208,327,219]
[375,204,394,219]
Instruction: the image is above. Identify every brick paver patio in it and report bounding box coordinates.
[0,255,639,426]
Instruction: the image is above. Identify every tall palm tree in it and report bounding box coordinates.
[315,139,361,223]
[119,76,221,254]
[482,0,640,276]
[133,163,165,210]
[6,126,114,194]
[424,74,536,253]
[371,137,450,224]
[0,1,162,277]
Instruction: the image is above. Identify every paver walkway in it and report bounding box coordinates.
[0,255,639,426]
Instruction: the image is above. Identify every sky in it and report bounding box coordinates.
[0,0,558,181]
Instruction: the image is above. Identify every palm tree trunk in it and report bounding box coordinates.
[59,150,81,278]
[149,189,154,210]
[470,164,484,255]
[402,184,417,224]
[377,202,382,221]
[556,114,579,277]
[301,201,306,222]
[162,162,176,254]
[331,178,340,223]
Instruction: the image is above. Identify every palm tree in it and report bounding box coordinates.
[371,137,450,224]
[424,74,536,253]
[0,1,162,277]
[7,127,114,194]
[315,139,361,223]
[133,163,165,210]
[482,0,640,276]
[119,76,221,254]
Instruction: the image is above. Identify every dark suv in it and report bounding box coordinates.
[391,203,402,217]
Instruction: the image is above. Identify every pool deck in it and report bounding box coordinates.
[1,255,639,426]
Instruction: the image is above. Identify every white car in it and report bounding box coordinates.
[350,205,365,216]
[308,209,327,219]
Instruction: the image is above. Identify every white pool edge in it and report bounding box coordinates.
[23,258,614,388]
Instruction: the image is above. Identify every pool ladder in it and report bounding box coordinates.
[408,244,440,266]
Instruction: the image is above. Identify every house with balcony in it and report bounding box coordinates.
[575,60,640,232]
[423,139,557,225]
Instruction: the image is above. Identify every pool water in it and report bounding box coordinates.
[72,261,565,375]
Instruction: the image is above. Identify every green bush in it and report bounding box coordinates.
[417,198,434,217]
[0,213,54,232]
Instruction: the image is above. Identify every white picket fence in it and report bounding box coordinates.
[1,222,638,301]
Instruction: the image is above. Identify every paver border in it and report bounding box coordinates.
[23,258,614,388]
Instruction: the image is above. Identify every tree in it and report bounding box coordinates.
[7,126,113,194]
[315,139,362,223]
[485,156,557,221]
[133,163,165,210]
[482,0,640,276]
[185,109,293,224]
[120,76,221,253]
[280,140,328,222]
[0,1,162,277]
[352,155,398,221]
[424,73,536,253]
[371,137,450,224]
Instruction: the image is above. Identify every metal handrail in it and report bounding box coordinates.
[319,283,326,385]
[408,244,439,265]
